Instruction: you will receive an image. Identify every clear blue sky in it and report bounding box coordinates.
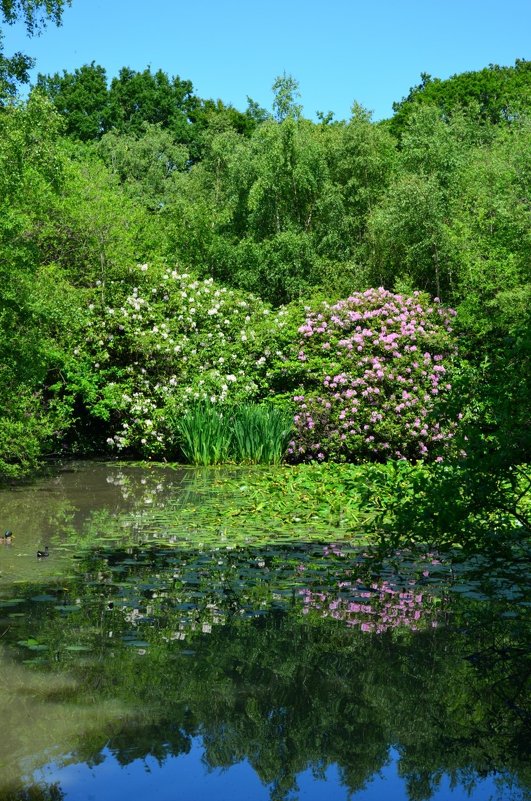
[2,0,529,121]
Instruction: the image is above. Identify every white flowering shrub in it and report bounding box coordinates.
[75,264,291,456]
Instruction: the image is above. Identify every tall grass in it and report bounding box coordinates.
[232,405,293,465]
[174,403,293,466]
[174,404,232,466]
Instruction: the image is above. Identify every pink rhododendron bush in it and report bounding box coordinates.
[287,288,459,463]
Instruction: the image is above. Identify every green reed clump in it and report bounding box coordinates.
[232,405,293,465]
[175,404,233,466]
[174,403,293,465]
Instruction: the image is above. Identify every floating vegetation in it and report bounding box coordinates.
[0,463,529,801]
[3,537,529,670]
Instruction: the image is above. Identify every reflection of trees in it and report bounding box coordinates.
[0,461,205,549]
[3,554,530,801]
[186,616,529,801]
[1,783,64,801]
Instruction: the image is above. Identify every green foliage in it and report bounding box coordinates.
[35,62,109,140]
[96,123,189,209]
[168,106,395,304]
[366,172,450,297]
[35,63,199,143]
[1,1,69,32]
[34,62,264,162]
[106,66,198,142]
[0,392,49,478]
[272,72,302,121]
[231,404,293,465]
[36,146,165,286]
[173,403,292,466]
[143,460,527,552]
[0,37,33,97]
[0,96,76,476]
[390,60,531,136]
[0,0,70,99]
[0,60,529,490]
[174,403,233,465]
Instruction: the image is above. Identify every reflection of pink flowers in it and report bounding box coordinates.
[300,576,438,634]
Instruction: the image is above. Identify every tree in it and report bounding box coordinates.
[390,60,531,137]
[1,1,69,32]
[107,66,199,143]
[35,62,109,140]
[448,120,531,468]
[0,93,74,476]
[365,104,480,298]
[0,0,71,99]
[325,103,397,250]
[272,72,302,122]
[36,145,165,288]
[97,122,189,209]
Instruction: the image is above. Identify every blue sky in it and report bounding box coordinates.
[2,0,529,120]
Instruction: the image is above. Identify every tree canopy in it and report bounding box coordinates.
[390,59,531,136]
[0,0,70,97]
[0,59,529,481]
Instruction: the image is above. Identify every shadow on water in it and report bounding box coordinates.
[0,462,529,801]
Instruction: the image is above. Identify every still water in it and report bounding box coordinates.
[0,462,529,801]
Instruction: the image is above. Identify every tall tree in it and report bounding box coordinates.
[107,66,199,142]
[35,61,109,140]
[272,72,302,122]
[390,60,531,137]
[0,0,71,98]
[97,122,189,209]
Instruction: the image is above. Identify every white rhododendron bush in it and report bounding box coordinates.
[73,264,289,455]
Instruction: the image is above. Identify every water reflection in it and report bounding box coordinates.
[31,744,513,801]
[0,463,529,801]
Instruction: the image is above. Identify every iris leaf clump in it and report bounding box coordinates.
[174,403,293,466]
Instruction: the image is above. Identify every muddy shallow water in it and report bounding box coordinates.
[0,461,529,801]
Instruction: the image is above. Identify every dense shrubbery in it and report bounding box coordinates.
[0,60,528,484]
[287,288,458,462]
[58,270,459,464]
[64,263,292,457]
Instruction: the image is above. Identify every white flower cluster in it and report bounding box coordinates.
[81,264,290,456]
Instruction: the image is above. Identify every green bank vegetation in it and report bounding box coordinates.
[0,3,529,548]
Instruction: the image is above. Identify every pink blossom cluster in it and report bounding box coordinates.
[300,577,438,634]
[288,288,458,462]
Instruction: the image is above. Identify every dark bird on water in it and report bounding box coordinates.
[37,546,49,558]
[1,530,13,542]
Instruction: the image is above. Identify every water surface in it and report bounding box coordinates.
[0,462,529,801]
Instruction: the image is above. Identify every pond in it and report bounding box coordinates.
[0,462,529,801]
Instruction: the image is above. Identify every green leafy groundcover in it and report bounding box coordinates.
[66,460,529,553]
[170,461,528,551]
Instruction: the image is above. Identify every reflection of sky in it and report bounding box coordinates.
[35,742,504,801]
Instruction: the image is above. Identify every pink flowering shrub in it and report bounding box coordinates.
[288,288,458,462]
